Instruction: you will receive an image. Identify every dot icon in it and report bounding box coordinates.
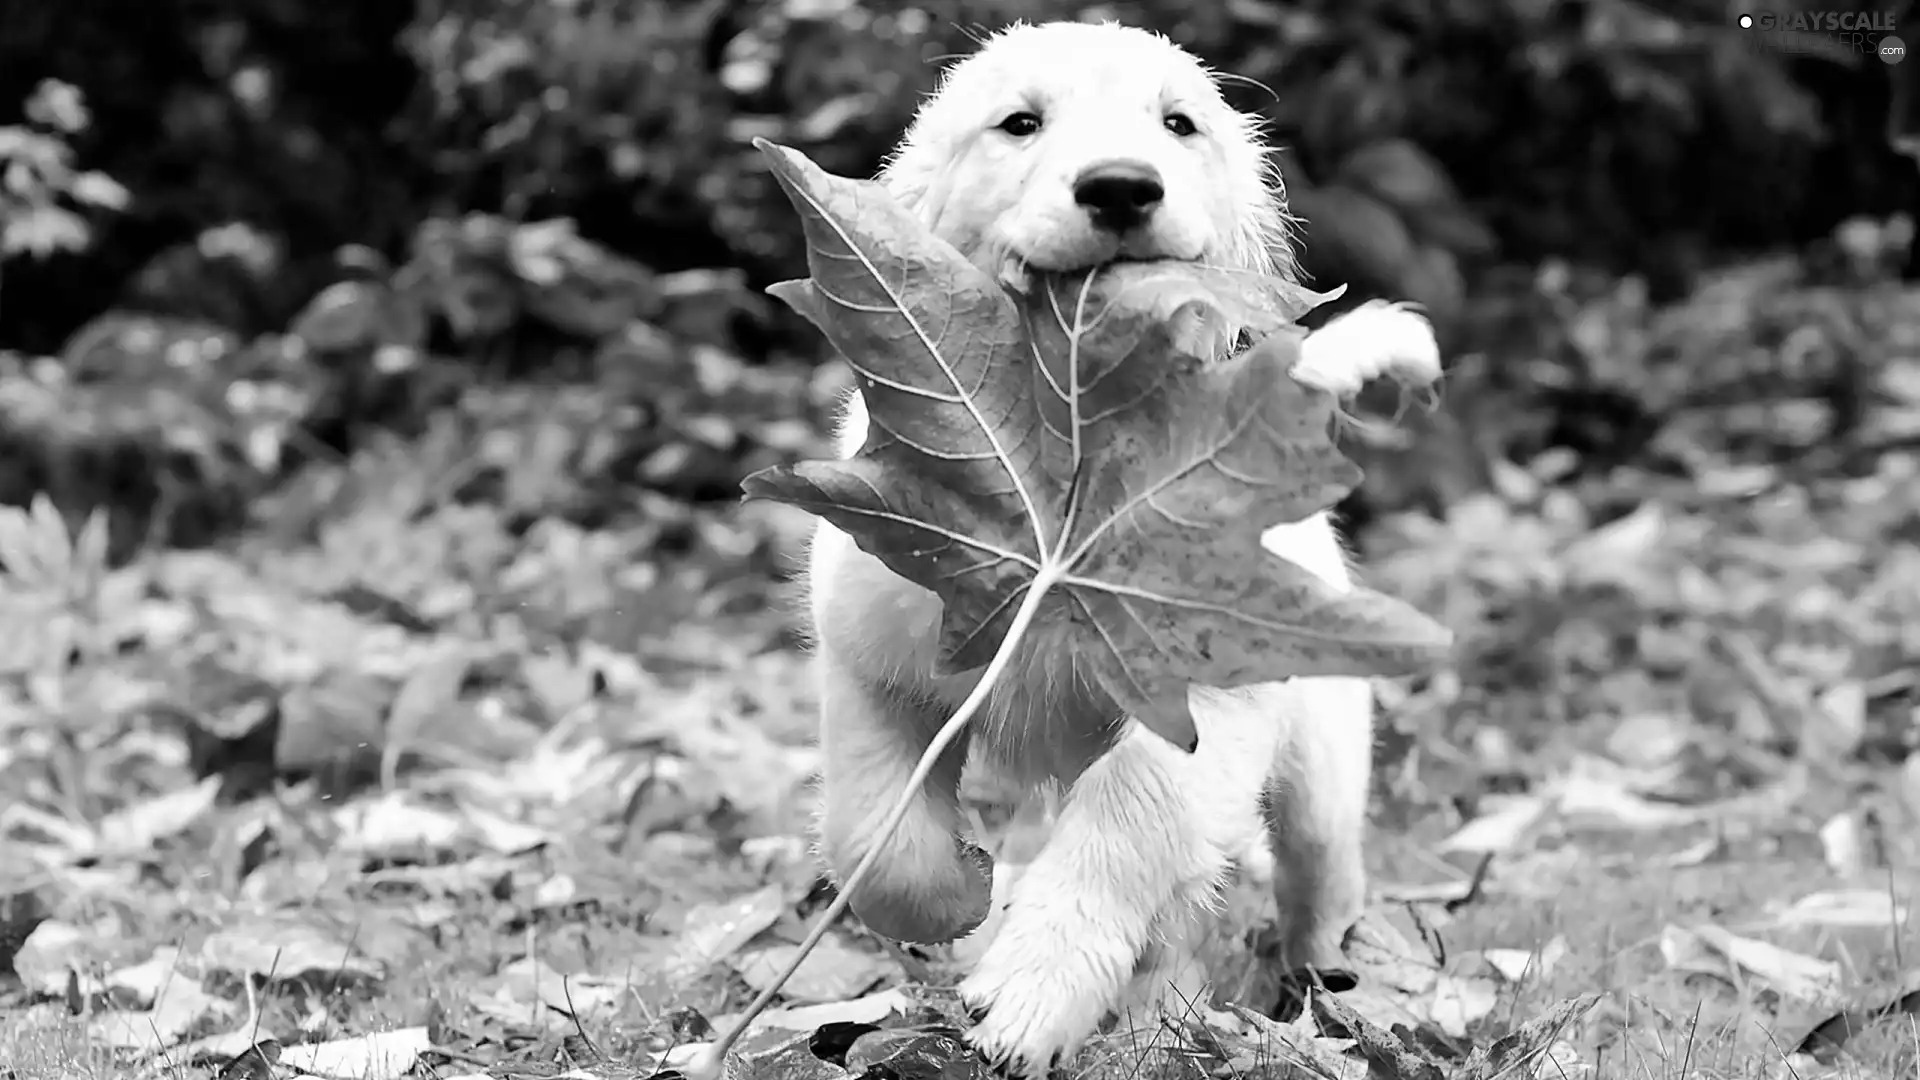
[1738,13,1753,27]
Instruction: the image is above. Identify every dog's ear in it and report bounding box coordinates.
[878,67,1000,235]
[880,166,936,227]
[1224,133,1295,280]
[878,129,952,232]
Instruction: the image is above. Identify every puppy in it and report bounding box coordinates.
[800,20,1437,1077]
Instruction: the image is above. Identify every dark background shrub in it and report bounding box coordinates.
[0,0,1914,557]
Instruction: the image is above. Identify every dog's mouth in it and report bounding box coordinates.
[1051,251,1190,272]
[1077,253,1199,273]
[995,228,1210,293]
[998,251,1200,294]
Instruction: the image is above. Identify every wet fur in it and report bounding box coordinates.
[800,20,1424,1078]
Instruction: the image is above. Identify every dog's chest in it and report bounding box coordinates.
[967,621,1125,787]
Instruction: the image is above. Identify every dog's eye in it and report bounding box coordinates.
[1164,112,1198,138]
[996,111,1043,137]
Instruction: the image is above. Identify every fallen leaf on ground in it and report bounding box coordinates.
[172,1028,279,1069]
[1218,1002,1364,1079]
[1552,760,1701,830]
[10,915,82,994]
[1335,908,1499,1039]
[1807,681,1867,762]
[1559,502,1666,589]
[845,1026,994,1080]
[1481,935,1569,984]
[1344,908,1442,998]
[1376,879,1481,905]
[1455,993,1601,1079]
[1437,793,1551,854]
[1769,888,1908,929]
[1426,973,1500,1039]
[1661,923,1844,1007]
[91,976,224,1055]
[198,919,385,984]
[471,956,626,1027]
[1816,812,1864,877]
[520,650,598,721]
[710,987,914,1036]
[278,1027,431,1079]
[455,799,552,853]
[666,883,790,981]
[1795,971,1920,1062]
[686,1025,844,1080]
[333,791,467,854]
[1439,754,1732,863]
[359,851,526,899]
[1604,712,1689,769]
[734,935,892,1003]
[1312,991,1446,1080]
[93,775,222,858]
[102,944,190,1000]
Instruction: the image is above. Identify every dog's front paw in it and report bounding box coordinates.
[957,925,1134,1078]
[828,835,993,945]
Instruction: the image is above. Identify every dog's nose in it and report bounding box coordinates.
[1073,161,1165,233]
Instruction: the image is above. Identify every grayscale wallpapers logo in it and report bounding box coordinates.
[1737,11,1905,62]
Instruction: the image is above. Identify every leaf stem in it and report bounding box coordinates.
[686,570,1060,1080]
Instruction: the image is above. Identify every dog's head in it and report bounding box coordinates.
[881,21,1292,286]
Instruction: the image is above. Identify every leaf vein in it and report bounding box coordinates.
[779,173,1049,551]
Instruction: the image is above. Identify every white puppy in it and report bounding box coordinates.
[801,20,1438,1078]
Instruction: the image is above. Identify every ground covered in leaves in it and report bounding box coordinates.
[4,248,1920,1080]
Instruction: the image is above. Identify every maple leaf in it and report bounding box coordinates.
[742,139,1453,751]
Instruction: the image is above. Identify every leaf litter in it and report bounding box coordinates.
[0,492,835,1077]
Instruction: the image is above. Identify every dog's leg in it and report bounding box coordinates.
[959,687,1284,1078]
[1265,676,1374,975]
[1109,890,1222,1043]
[1239,509,1376,982]
[810,518,991,945]
[815,651,990,943]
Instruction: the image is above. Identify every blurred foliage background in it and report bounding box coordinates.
[6,4,1920,1062]
[0,0,1916,574]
